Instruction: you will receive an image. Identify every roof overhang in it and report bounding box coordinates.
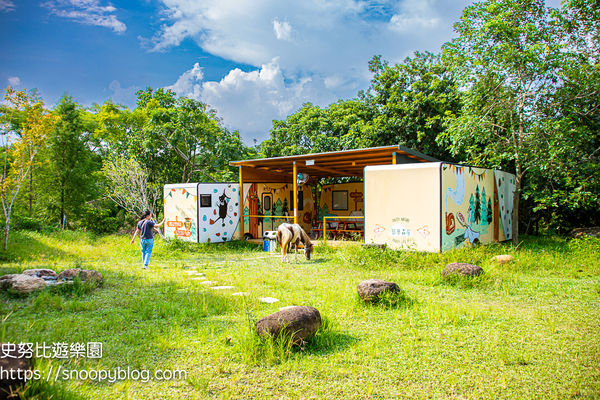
[230,145,438,183]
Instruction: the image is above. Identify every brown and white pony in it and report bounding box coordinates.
[276,223,313,262]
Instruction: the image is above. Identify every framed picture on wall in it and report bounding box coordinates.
[332,190,348,211]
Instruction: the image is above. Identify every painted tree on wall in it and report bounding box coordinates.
[487,198,493,225]
[481,186,488,226]
[474,185,481,224]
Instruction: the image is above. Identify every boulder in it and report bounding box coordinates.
[442,262,484,277]
[22,268,57,278]
[0,274,46,294]
[57,268,81,281]
[357,279,400,302]
[569,227,600,239]
[57,268,102,283]
[255,306,321,344]
[492,255,514,264]
[80,270,103,283]
[0,343,32,398]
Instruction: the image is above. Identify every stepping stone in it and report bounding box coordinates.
[211,286,235,290]
[200,281,217,285]
[191,277,206,281]
[231,292,249,296]
[259,297,279,304]
[185,271,205,276]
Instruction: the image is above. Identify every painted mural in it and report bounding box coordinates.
[242,183,314,238]
[494,170,515,241]
[164,184,198,242]
[197,183,240,243]
[318,182,364,220]
[442,164,496,250]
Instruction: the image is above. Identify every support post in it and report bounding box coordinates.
[293,162,298,224]
[239,166,244,239]
[392,152,397,165]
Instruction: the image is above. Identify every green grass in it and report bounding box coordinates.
[1,230,599,399]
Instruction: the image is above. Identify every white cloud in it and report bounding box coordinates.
[389,0,441,32]
[167,59,342,141]
[0,0,15,12]
[165,63,204,99]
[273,19,292,41]
[155,0,473,141]
[7,76,20,86]
[108,80,140,105]
[43,0,126,33]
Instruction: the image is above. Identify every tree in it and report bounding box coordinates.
[442,0,562,243]
[365,52,461,161]
[0,88,57,249]
[37,95,99,226]
[102,156,162,218]
[261,100,376,157]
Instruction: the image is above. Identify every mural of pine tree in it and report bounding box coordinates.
[474,185,481,224]
[469,194,475,223]
[487,198,493,225]
[481,187,488,225]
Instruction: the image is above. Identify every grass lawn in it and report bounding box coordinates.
[1,231,599,399]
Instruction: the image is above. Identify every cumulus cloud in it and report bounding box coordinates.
[155,0,472,141]
[108,80,140,105]
[0,0,15,12]
[165,63,204,99]
[273,19,292,41]
[167,59,342,141]
[389,0,441,31]
[43,0,126,33]
[7,76,20,86]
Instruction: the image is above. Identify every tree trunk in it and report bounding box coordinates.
[29,168,33,216]
[4,223,9,251]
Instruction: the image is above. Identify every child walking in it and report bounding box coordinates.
[131,210,165,269]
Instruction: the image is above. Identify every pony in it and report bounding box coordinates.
[276,223,313,262]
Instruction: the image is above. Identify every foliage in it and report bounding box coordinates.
[365,52,461,161]
[102,155,162,218]
[0,87,57,250]
[36,95,100,226]
[441,0,566,241]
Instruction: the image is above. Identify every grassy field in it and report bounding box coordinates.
[1,231,599,399]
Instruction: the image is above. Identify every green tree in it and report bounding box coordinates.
[365,52,461,161]
[0,88,56,249]
[37,95,99,226]
[442,0,562,243]
[261,100,376,157]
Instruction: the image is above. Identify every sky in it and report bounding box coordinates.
[0,0,559,144]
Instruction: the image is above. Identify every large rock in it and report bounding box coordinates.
[491,255,514,265]
[569,227,600,239]
[57,268,102,283]
[57,268,81,281]
[357,279,400,302]
[255,306,321,345]
[22,268,57,278]
[442,262,484,277]
[0,274,46,294]
[0,343,32,398]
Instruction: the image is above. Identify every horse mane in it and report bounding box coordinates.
[298,225,313,250]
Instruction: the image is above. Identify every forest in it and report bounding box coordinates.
[1,0,598,247]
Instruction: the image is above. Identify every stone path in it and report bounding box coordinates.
[182,265,279,304]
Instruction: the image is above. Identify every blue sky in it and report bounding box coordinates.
[0,0,559,143]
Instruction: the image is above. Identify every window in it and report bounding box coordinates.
[289,190,304,211]
[263,194,272,211]
[332,190,348,211]
[200,194,211,207]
